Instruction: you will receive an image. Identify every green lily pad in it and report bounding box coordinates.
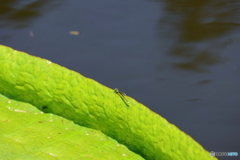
[0,93,144,160]
[0,45,217,160]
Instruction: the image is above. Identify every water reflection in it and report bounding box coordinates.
[170,46,222,72]
[0,0,63,29]
[157,0,240,72]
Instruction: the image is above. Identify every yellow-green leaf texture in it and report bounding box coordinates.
[0,93,144,160]
[0,45,217,160]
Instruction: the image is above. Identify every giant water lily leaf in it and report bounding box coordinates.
[0,45,217,160]
[0,93,144,159]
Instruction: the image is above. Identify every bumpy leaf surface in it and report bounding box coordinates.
[0,45,217,160]
[0,93,144,160]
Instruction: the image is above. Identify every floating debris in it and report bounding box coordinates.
[69,31,80,35]
[29,31,34,37]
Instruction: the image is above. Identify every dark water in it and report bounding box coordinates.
[1,0,240,159]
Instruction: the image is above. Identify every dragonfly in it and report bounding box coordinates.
[114,88,130,105]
